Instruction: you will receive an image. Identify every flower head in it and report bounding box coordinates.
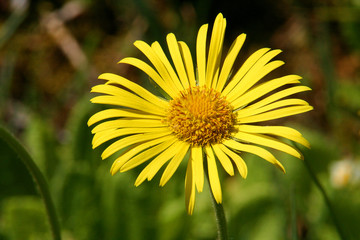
[88,13,313,214]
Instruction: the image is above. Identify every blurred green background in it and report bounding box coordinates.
[1,0,360,239]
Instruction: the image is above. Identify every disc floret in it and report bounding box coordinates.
[166,86,236,146]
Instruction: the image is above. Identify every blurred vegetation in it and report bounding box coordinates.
[1,0,360,239]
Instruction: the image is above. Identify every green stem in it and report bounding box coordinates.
[303,157,346,240]
[0,125,61,240]
[204,161,228,240]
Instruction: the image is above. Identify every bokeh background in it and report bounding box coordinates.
[1,0,360,239]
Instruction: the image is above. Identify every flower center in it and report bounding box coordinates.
[166,86,236,146]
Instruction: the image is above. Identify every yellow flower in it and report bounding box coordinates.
[88,13,313,214]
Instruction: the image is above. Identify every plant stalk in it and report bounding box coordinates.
[204,160,228,240]
[0,125,62,240]
[303,157,346,240]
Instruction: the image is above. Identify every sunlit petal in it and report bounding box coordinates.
[236,125,310,148]
[223,139,285,173]
[99,73,169,108]
[216,34,246,92]
[212,143,234,176]
[185,158,196,215]
[88,109,163,127]
[196,24,208,86]
[205,146,222,203]
[160,142,190,186]
[151,41,184,91]
[135,140,184,186]
[110,135,177,174]
[221,48,270,96]
[178,41,196,87]
[218,144,248,178]
[102,131,171,160]
[239,105,313,123]
[233,131,303,159]
[119,57,178,98]
[191,146,204,192]
[206,13,226,88]
[166,33,190,89]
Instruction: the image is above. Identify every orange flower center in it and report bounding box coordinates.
[166,86,236,146]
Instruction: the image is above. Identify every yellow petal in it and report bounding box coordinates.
[178,41,196,87]
[218,144,248,178]
[257,60,284,78]
[125,140,178,177]
[185,157,196,215]
[234,131,303,159]
[91,119,166,134]
[102,131,171,160]
[191,146,204,192]
[92,127,167,149]
[99,73,169,108]
[244,85,312,111]
[231,74,302,109]
[91,95,165,116]
[236,125,310,148]
[216,34,246,92]
[151,41,184,91]
[91,84,166,114]
[206,13,226,88]
[239,105,313,123]
[237,99,309,119]
[196,24,208,86]
[205,145,222,204]
[88,109,163,127]
[221,48,270,96]
[166,34,190,89]
[223,139,285,173]
[211,144,234,176]
[134,140,183,186]
[160,142,189,186]
[226,50,283,102]
[134,40,184,92]
[110,135,177,174]
[119,57,178,98]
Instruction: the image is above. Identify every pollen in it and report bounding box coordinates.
[166,86,236,146]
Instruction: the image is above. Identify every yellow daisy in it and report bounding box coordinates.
[88,13,313,214]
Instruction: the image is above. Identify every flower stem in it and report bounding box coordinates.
[204,161,228,240]
[303,157,346,240]
[0,125,62,240]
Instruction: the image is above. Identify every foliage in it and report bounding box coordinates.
[1,0,360,239]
